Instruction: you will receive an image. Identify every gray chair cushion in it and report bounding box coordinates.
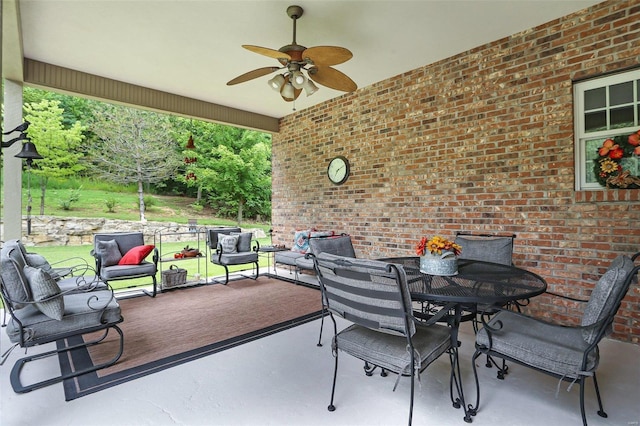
[454,235,514,266]
[274,251,304,266]
[6,290,121,345]
[309,235,356,258]
[476,310,598,378]
[581,264,633,344]
[295,256,314,270]
[337,322,451,374]
[0,248,31,308]
[23,265,64,320]
[95,232,145,255]
[233,232,253,253]
[97,239,122,267]
[212,252,258,266]
[100,262,157,280]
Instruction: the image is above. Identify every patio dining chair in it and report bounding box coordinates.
[472,252,639,425]
[306,235,356,347]
[312,252,455,426]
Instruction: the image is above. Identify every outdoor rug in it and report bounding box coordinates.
[57,276,322,400]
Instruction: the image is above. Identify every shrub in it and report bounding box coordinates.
[141,195,157,211]
[105,197,118,213]
[58,187,81,211]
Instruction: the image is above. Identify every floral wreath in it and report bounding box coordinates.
[593,128,640,189]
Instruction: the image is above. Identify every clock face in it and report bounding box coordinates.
[327,156,350,185]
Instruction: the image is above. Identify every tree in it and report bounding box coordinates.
[87,104,182,222]
[183,125,272,224]
[23,100,86,215]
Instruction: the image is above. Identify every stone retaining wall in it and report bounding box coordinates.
[2,216,266,246]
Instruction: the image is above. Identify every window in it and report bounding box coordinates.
[574,68,640,190]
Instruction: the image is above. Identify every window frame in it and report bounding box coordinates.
[573,68,640,191]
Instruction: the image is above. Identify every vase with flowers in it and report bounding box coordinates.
[415,235,462,276]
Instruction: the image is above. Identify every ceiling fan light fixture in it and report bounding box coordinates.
[303,79,319,96]
[268,74,286,91]
[281,82,295,100]
[290,70,306,89]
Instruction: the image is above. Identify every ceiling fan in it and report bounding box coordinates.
[226,5,357,103]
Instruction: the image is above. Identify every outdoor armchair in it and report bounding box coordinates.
[312,253,455,426]
[0,244,123,394]
[92,232,159,297]
[472,252,639,425]
[207,227,259,284]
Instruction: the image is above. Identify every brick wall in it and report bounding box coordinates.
[272,0,640,343]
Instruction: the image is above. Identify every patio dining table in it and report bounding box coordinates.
[379,256,547,423]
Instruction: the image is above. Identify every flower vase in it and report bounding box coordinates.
[420,251,458,276]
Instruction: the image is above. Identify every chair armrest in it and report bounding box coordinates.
[252,239,260,252]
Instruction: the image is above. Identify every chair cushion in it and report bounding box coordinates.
[23,265,64,320]
[274,251,304,266]
[97,239,123,267]
[581,264,633,344]
[295,256,314,270]
[25,253,53,271]
[212,252,258,266]
[337,322,451,374]
[0,249,31,308]
[219,235,239,253]
[309,235,356,258]
[455,235,513,266]
[100,262,157,280]
[6,290,121,346]
[292,230,311,253]
[233,232,253,253]
[118,244,155,265]
[477,311,598,378]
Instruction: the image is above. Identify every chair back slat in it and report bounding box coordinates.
[314,253,414,336]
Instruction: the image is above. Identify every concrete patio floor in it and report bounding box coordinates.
[1,272,639,426]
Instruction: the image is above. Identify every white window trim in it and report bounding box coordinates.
[573,69,640,191]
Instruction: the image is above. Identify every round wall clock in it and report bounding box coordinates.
[327,156,350,185]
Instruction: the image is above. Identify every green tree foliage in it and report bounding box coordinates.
[24,100,86,215]
[181,124,272,223]
[87,104,182,222]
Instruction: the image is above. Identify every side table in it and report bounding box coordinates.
[258,246,288,275]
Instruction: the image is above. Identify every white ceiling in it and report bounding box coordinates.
[17,0,603,120]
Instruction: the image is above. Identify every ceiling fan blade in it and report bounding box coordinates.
[303,46,353,66]
[242,45,291,61]
[227,67,280,85]
[309,66,357,92]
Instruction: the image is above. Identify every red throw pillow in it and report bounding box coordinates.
[118,245,155,265]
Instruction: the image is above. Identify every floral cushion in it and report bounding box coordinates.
[23,265,64,320]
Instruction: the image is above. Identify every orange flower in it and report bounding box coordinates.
[608,147,624,160]
[598,139,618,156]
[629,132,640,147]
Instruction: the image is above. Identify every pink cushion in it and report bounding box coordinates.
[118,245,155,265]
